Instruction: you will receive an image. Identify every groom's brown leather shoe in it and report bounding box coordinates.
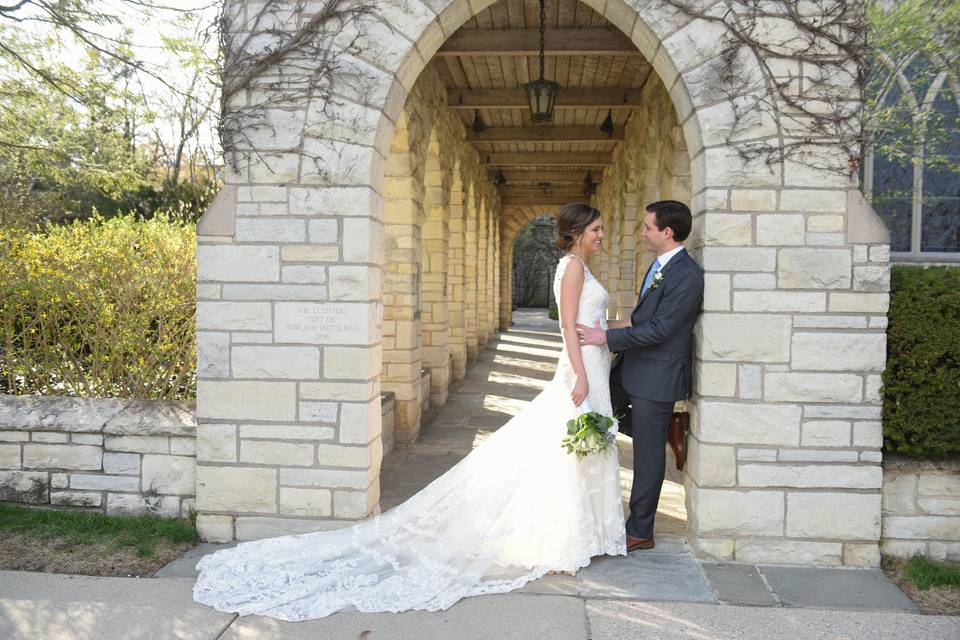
[626,534,655,551]
[668,412,688,471]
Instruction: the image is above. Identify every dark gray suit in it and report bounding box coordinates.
[606,248,703,539]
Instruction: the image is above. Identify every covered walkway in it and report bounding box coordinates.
[380,308,687,537]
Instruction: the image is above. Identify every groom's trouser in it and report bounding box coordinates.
[610,364,674,539]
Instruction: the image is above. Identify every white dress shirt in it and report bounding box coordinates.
[654,245,685,271]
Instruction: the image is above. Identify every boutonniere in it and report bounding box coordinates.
[650,270,664,290]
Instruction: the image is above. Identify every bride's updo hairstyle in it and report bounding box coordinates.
[555,203,601,252]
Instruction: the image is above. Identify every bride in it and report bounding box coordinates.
[193,202,626,621]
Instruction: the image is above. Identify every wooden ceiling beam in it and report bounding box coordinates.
[447,88,643,109]
[436,28,640,57]
[500,184,583,197]
[466,126,624,143]
[492,170,597,184]
[483,152,612,166]
[500,196,592,207]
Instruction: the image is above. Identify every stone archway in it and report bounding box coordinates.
[196,0,891,567]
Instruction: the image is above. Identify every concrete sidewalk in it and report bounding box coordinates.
[3,536,959,640]
[2,561,959,640]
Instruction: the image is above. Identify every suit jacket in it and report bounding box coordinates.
[606,248,704,402]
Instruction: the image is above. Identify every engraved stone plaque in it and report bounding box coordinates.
[275,303,369,345]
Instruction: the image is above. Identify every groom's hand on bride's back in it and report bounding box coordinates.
[576,321,606,346]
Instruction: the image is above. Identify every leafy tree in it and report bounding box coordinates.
[863,0,959,251]
[0,1,220,228]
[864,0,960,176]
[0,34,150,226]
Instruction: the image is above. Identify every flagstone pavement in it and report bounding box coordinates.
[1,309,957,639]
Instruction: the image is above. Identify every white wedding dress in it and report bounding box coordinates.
[193,254,625,620]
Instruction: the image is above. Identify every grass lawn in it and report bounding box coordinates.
[883,555,960,615]
[0,502,198,577]
[905,556,960,590]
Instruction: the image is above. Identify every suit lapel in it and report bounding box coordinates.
[636,248,687,310]
[634,260,656,308]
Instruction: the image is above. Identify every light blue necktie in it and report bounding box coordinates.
[641,259,661,297]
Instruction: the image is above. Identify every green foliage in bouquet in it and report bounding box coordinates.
[561,411,617,459]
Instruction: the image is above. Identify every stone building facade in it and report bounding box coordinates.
[192,0,892,566]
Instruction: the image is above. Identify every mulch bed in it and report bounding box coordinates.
[883,558,960,616]
[0,532,196,578]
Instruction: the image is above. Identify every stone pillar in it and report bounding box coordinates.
[476,199,489,348]
[420,137,451,406]
[194,156,383,543]
[687,183,890,567]
[670,127,692,204]
[485,206,498,338]
[498,233,512,331]
[594,234,610,289]
[606,200,622,320]
[381,116,425,445]
[447,172,467,381]
[464,192,479,361]
[618,193,638,317]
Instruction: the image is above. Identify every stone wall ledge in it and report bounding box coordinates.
[104,400,196,437]
[0,396,196,436]
[882,453,960,473]
[0,396,129,432]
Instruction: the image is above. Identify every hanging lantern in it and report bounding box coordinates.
[600,109,615,137]
[583,170,597,197]
[472,109,486,133]
[522,0,560,123]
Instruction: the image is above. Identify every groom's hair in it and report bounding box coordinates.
[646,200,692,242]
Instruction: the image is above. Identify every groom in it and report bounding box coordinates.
[577,200,703,551]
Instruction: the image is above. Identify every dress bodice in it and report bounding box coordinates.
[553,254,609,330]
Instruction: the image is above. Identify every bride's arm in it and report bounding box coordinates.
[558,258,589,406]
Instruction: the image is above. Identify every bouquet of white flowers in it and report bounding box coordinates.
[560,399,617,459]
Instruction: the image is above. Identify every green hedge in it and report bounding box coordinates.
[883,266,960,458]
[0,215,196,399]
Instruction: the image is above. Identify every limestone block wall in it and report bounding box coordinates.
[0,397,196,518]
[881,458,960,561]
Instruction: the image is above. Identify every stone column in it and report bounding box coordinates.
[606,201,622,319]
[498,237,512,332]
[486,207,498,338]
[194,148,383,543]
[594,233,610,290]
[618,192,638,317]
[687,178,889,567]
[420,140,451,406]
[476,200,489,348]
[669,127,692,203]
[447,172,467,382]
[464,193,479,361]
[381,118,425,445]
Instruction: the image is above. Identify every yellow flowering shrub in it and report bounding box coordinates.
[0,214,196,399]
